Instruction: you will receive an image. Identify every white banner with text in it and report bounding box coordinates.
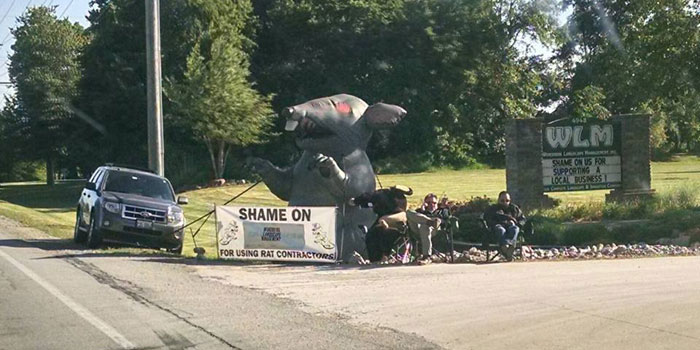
[215,206,337,263]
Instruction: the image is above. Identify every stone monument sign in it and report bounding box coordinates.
[505,114,654,210]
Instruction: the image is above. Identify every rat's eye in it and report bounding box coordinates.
[336,102,351,115]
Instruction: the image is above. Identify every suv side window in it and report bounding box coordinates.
[94,170,108,189]
[88,169,101,183]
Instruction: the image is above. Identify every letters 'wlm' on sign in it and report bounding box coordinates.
[541,119,622,192]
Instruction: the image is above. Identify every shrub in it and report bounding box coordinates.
[373,152,434,174]
[166,152,211,191]
[527,216,561,245]
[560,223,611,246]
[448,196,492,242]
[450,196,492,215]
[690,230,700,245]
[532,202,603,222]
[659,186,698,210]
[0,161,46,182]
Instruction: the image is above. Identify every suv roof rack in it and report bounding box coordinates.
[103,163,158,175]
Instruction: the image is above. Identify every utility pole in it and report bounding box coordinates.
[146,0,164,176]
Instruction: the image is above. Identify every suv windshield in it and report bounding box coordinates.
[103,171,175,201]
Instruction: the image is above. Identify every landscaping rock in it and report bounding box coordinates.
[613,245,628,256]
[347,241,700,266]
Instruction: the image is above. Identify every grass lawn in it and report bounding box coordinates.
[1,155,699,257]
[0,181,84,239]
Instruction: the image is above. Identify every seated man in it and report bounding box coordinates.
[352,185,413,262]
[484,191,526,261]
[408,193,451,265]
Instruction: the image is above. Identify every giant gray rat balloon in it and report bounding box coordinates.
[248,94,406,261]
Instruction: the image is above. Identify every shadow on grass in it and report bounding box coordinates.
[38,208,75,214]
[0,238,79,251]
[0,238,183,260]
[656,170,700,174]
[0,182,84,210]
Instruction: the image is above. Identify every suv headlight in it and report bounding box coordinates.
[104,202,121,214]
[167,206,184,224]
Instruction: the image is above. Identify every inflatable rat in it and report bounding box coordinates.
[248,94,406,261]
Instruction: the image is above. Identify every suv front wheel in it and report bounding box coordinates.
[86,213,103,249]
[168,245,183,255]
[73,208,88,243]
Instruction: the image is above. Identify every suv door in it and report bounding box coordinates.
[81,169,103,223]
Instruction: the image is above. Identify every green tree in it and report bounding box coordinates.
[253,0,562,167]
[562,0,700,153]
[76,0,150,171]
[168,39,273,179]
[76,0,269,183]
[166,0,273,179]
[7,6,88,184]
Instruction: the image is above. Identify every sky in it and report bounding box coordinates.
[0,0,92,108]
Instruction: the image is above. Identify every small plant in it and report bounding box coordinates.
[561,223,611,246]
[527,216,560,245]
[373,152,434,174]
[658,186,699,210]
[450,196,492,215]
[446,196,493,241]
[532,202,603,222]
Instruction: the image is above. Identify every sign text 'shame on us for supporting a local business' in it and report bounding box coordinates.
[542,119,622,192]
[215,206,338,263]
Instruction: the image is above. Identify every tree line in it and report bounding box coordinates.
[1,0,699,186]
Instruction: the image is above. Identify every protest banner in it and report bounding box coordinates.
[215,206,337,263]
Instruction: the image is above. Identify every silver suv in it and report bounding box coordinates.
[73,165,188,254]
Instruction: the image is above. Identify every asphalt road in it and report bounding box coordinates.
[2,215,700,349]
[0,217,437,350]
[196,250,700,349]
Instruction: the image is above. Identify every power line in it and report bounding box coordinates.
[0,2,11,22]
[0,32,10,46]
[59,0,74,18]
[0,0,18,28]
[0,0,33,46]
[0,0,90,81]
[0,0,35,81]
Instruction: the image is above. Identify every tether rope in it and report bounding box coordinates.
[177,180,262,250]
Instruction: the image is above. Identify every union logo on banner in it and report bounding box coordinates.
[261,227,281,241]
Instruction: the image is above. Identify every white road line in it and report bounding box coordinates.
[0,249,135,349]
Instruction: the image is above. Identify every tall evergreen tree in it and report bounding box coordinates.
[7,6,88,185]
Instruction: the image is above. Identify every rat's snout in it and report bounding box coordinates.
[284,107,306,131]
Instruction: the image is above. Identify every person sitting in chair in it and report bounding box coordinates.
[352,185,413,263]
[407,193,451,265]
[484,191,526,261]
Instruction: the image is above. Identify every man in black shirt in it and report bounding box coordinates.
[484,191,525,261]
[352,186,412,262]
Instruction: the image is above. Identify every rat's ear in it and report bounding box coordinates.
[362,103,407,129]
